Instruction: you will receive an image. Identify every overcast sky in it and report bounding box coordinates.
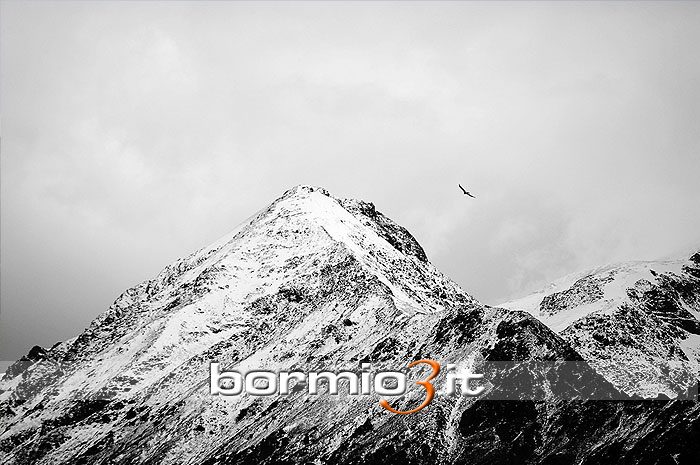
[2,1,699,361]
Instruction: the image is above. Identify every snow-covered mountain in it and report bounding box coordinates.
[500,253,700,398]
[1,186,698,464]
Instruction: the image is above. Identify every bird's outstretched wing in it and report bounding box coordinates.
[467,192,476,198]
[458,184,468,194]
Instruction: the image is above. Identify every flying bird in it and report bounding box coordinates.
[459,184,476,198]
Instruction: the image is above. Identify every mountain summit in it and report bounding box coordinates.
[2,186,698,465]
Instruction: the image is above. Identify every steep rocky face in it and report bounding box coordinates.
[501,254,700,398]
[1,186,697,465]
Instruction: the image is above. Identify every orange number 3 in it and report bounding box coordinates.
[380,359,441,414]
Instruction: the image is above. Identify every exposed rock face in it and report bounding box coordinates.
[1,186,698,464]
[3,346,49,380]
[501,253,700,398]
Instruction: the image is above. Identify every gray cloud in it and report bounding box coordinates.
[2,1,700,361]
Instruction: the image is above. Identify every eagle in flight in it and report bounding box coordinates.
[459,184,476,198]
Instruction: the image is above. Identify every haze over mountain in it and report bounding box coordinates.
[1,186,698,464]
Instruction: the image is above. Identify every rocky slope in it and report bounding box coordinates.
[500,253,700,398]
[1,186,698,464]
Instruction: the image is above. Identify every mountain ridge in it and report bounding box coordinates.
[1,185,698,464]
[500,252,700,398]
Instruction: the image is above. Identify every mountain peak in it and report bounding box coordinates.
[3,187,698,465]
[28,186,474,371]
[248,185,428,264]
[280,184,331,199]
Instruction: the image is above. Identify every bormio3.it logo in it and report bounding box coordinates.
[210,359,485,414]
